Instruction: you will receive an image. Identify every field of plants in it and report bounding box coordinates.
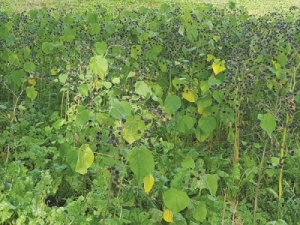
[1,0,300,224]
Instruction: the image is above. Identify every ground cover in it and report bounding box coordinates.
[0,1,300,224]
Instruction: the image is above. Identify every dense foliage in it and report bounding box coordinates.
[0,3,300,224]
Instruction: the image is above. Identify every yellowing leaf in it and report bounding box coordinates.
[212,61,226,75]
[206,54,215,62]
[198,107,204,114]
[28,78,36,86]
[182,89,196,102]
[50,68,57,75]
[75,144,94,175]
[163,209,173,222]
[143,174,154,194]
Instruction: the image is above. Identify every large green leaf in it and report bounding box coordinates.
[78,84,89,97]
[200,81,210,94]
[94,41,107,56]
[89,55,108,79]
[195,127,211,142]
[145,45,162,60]
[295,94,300,104]
[257,113,276,138]
[206,174,218,197]
[163,188,189,214]
[42,42,55,54]
[164,95,181,115]
[266,219,288,225]
[75,110,95,126]
[0,24,9,39]
[193,202,207,222]
[6,70,26,86]
[276,53,288,67]
[128,147,154,183]
[23,46,31,59]
[24,62,36,73]
[135,81,152,97]
[198,116,216,133]
[26,86,38,101]
[186,25,198,41]
[122,115,145,144]
[90,23,100,35]
[197,95,212,108]
[177,115,194,133]
[75,144,94,175]
[61,28,76,42]
[130,45,142,60]
[212,90,224,103]
[65,148,78,171]
[109,99,132,120]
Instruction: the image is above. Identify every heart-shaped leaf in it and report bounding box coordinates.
[24,62,36,72]
[135,81,153,97]
[163,188,189,214]
[193,202,207,222]
[129,147,154,183]
[258,113,276,138]
[109,99,132,120]
[177,115,194,133]
[122,115,145,144]
[75,110,95,126]
[94,41,107,56]
[212,60,226,75]
[26,86,38,101]
[75,144,94,175]
[182,89,196,102]
[198,116,216,133]
[164,95,181,115]
[89,55,108,79]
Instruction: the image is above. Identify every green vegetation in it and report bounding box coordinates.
[0,0,300,224]
[1,0,300,14]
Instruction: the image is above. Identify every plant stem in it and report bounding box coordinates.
[278,113,289,201]
[102,174,113,225]
[253,140,268,225]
